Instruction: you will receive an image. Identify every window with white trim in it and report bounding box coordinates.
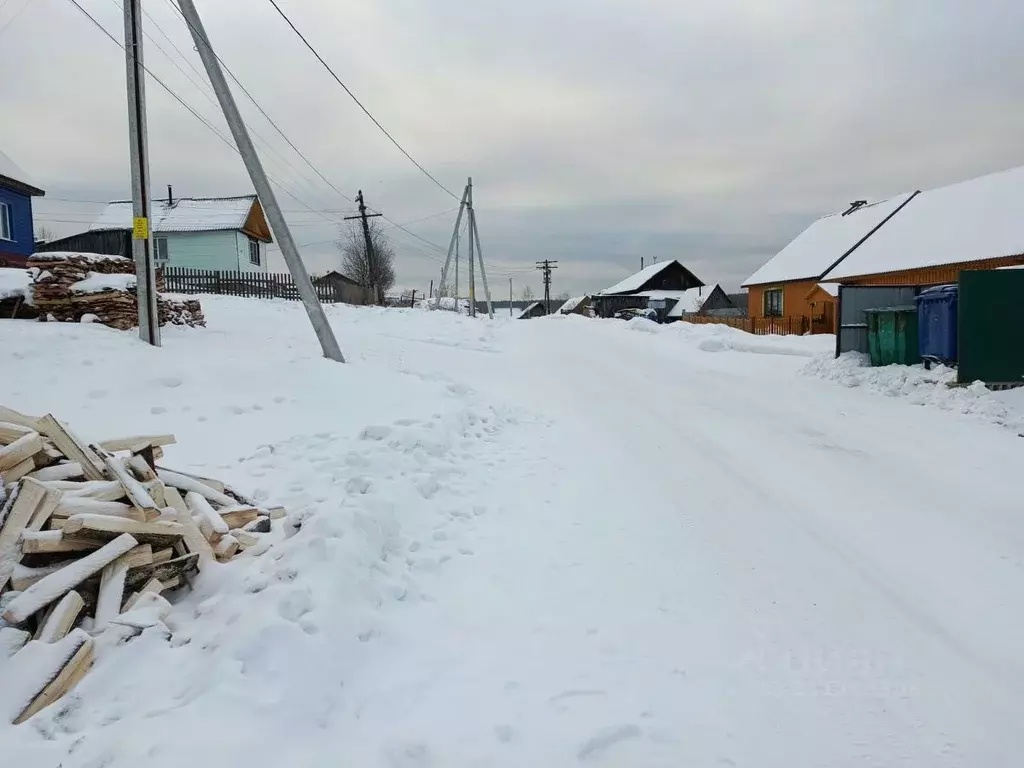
[248,238,260,266]
[0,202,11,241]
[154,237,169,262]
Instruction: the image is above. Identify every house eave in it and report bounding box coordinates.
[0,174,45,197]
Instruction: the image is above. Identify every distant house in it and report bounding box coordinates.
[592,260,705,320]
[695,284,744,317]
[89,192,273,272]
[518,301,547,319]
[556,295,592,316]
[316,270,366,305]
[726,293,748,317]
[0,150,45,269]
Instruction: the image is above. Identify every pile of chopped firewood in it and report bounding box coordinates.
[25,252,204,330]
[0,404,281,725]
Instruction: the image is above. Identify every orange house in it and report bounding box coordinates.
[742,193,916,333]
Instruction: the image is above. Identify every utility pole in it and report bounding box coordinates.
[434,184,469,310]
[176,0,344,362]
[509,277,512,317]
[454,227,459,305]
[344,191,383,305]
[123,0,159,347]
[467,179,494,319]
[429,279,433,300]
[535,259,558,315]
[467,185,475,318]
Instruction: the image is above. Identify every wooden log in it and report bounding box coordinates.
[163,487,213,567]
[0,432,43,473]
[95,547,148,630]
[126,455,157,482]
[28,463,84,482]
[97,434,176,453]
[11,630,94,724]
[2,457,36,485]
[232,529,263,548]
[144,480,166,508]
[53,496,144,523]
[219,506,260,530]
[213,534,239,561]
[11,560,76,592]
[121,577,164,612]
[2,534,138,624]
[158,469,234,507]
[100,455,158,513]
[242,515,272,533]
[22,531,102,555]
[124,552,198,591]
[45,480,125,502]
[0,421,33,446]
[266,505,287,520]
[112,593,171,629]
[160,575,181,590]
[36,591,84,643]
[151,547,173,565]
[0,405,40,431]
[61,515,183,548]
[37,415,105,481]
[186,491,228,541]
[0,626,29,658]
[1,479,61,590]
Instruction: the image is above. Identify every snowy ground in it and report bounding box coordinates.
[2,302,1023,767]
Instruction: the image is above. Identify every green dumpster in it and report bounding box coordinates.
[864,306,920,366]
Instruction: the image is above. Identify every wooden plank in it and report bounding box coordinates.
[0,481,43,592]
[2,456,36,486]
[2,534,138,624]
[232,529,263,548]
[61,515,183,548]
[219,506,260,530]
[53,496,145,523]
[11,560,76,592]
[97,434,176,453]
[13,632,95,724]
[27,463,83,482]
[186,491,229,540]
[163,487,213,567]
[37,415,105,481]
[0,432,43,473]
[213,534,239,561]
[157,468,232,503]
[121,577,164,612]
[151,547,173,564]
[124,552,198,591]
[0,405,40,430]
[95,550,136,629]
[126,455,157,482]
[100,455,158,513]
[0,421,33,446]
[266,505,287,520]
[36,591,84,643]
[22,531,102,555]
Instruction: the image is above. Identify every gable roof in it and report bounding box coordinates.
[598,259,704,296]
[517,301,545,318]
[90,195,268,240]
[557,295,589,314]
[742,193,916,287]
[824,164,1024,281]
[0,149,44,196]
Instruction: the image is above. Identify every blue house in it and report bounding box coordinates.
[90,191,273,272]
[0,150,45,269]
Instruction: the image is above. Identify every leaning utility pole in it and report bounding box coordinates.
[123,0,159,347]
[344,191,383,305]
[434,184,469,310]
[434,178,493,318]
[467,179,494,319]
[536,259,558,315]
[176,0,344,362]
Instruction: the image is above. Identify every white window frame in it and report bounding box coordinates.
[248,237,260,266]
[154,236,169,262]
[0,201,11,241]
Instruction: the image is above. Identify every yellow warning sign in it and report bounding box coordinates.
[132,217,149,240]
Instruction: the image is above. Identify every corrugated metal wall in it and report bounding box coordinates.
[836,285,921,356]
[36,230,132,259]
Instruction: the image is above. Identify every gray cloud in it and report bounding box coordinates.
[5,0,1024,296]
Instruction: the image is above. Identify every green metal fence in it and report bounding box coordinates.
[958,269,1024,385]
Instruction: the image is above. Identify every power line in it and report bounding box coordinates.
[0,0,35,37]
[264,0,459,201]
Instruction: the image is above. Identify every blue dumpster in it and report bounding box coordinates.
[915,285,958,366]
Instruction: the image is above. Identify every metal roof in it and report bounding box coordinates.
[90,195,261,236]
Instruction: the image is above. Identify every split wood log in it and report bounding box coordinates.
[0,422,33,446]
[242,515,272,534]
[266,506,286,520]
[37,415,105,481]
[28,463,84,482]
[163,487,213,567]
[100,455,158,513]
[53,496,144,523]
[0,626,29,659]
[126,455,157,482]
[61,515,183,549]
[45,480,125,501]
[36,591,84,643]
[232,529,263,549]
[10,560,76,592]
[95,546,151,630]
[151,547,173,565]
[213,535,239,561]
[11,630,94,724]
[185,491,228,541]
[121,577,164,612]
[0,432,44,473]
[2,534,138,624]
[0,405,40,431]
[112,593,172,629]
[97,434,176,453]
[124,552,198,591]
[158,469,234,506]
[21,531,102,555]
[2,457,36,486]
[219,506,260,530]
[1,479,60,590]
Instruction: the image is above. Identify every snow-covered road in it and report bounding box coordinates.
[3,300,1022,766]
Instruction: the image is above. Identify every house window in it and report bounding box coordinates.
[763,288,783,317]
[154,237,169,262]
[0,202,11,241]
[248,238,260,266]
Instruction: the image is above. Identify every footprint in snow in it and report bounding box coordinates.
[577,725,642,761]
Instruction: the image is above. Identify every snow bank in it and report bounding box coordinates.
[803,352,1024,433]
[71,273,137,294]
[0,268,30,301]
[670,321,834,357]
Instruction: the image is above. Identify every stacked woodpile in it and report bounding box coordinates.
[25,252,204,330]
[0,404,282,724]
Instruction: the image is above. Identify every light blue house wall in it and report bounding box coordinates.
[158,230,266,271]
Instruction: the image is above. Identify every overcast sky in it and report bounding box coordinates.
[4,0,1024,296]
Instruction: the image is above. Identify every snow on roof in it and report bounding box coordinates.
[824,165,1024,280]
[816,282,841,297]
[599,260,678,295]
[666,288,704,317]
[517,301,544,318]
[742,194,915,287]
[0,149,43,194]
[557,295,587,313]
[90,196,258,235]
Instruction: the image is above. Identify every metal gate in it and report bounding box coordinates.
[958,269,1024,384]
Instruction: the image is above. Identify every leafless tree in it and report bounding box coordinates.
[35,225,54,243]
[520,285,535,301]
[555,291,571,302]
[337,219,396,304]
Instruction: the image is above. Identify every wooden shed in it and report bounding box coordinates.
[592,260,704,318]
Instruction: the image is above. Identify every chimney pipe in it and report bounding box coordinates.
[167,184,173,206]
[641,257,644,270]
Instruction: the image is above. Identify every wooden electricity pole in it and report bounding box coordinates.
[344,191,383,305]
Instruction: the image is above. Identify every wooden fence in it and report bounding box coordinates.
[161,267,365,305]
[684,314,810,336]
